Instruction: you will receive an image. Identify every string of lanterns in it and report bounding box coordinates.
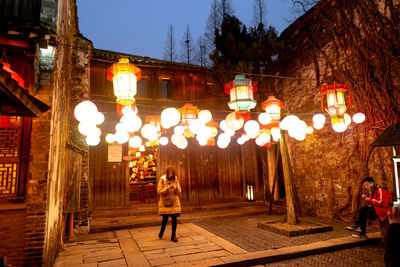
[73,58,366,149]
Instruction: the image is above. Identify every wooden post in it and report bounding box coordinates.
[279,133,297,225]
[268,144,280,214]
[267,145,280,201]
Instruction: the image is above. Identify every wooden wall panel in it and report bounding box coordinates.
[158,139,267,205]
[89,142,128,209]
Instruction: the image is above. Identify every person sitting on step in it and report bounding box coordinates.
[346,177,392,239]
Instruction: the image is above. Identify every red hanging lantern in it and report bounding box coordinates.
[178,103,199,126]
[224,75,257,112]
[320,84,352,118]
[107,58,141,106]
[262,96,283,129]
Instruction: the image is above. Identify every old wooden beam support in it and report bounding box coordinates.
[268,143,280,214]
[279,133,297,225]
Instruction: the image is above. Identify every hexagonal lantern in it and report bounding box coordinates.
[320,84,352,118]
[262,95,283,129]
[107,58,141,106]
[224,75,258,112]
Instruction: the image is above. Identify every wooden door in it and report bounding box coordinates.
[89,142,128,209]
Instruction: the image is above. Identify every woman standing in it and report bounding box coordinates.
[157,167,181,242]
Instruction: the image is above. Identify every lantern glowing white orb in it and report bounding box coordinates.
[78,121,96,136]
[219,120,229,132]
[198,126,212,139]
[197,136,208,146]
[244,120,260,138]
[174,125,185,136]
[159,136,169,146]
[141,124,157,140]
[344,113,352,126]
[258,112,272,125]
[280,115,299,131]
[294,132,306,141]
[313,123,324,130]
[258,132,271,143]
[115,131,130,144]
[105,133,115,143]
[95,112,105,125]
[198,110,212,123]
[189,119,203,135]
[352,112,365,124]
[129,136,142,148]
[312,113,326,126]
[86,135,100,146]
[74,100,98,122]
[306,126,314,134]
[255,136,265,146]
[270,127,281,138]
[217,136,229,149]
[225,112,244,131]
[93,127,101,136]
[331,117,347,133]
[237,137,245,145]
[124,115,142,132]
[176,138,188,149]
[115,122,127,133]
[161,108,181,128]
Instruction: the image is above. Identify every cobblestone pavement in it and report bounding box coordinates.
[261,243,385,267]
[194,214,381,251]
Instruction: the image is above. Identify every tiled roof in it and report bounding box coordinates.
[371,124,400,147]
[92,48,209,71]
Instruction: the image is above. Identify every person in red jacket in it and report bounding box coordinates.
[346,177,392,238]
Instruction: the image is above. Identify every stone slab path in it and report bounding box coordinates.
[55,222,380,267]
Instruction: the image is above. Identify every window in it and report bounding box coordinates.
[136,77,147,98]
[0,116,29,197]
[161,79,172,99]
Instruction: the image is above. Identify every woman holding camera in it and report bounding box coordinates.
[157,167,181,242]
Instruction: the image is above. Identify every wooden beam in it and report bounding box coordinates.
[268,143,280,214]
[279,133,297,225]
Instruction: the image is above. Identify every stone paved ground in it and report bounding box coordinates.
[194,214,381,251]
[261,243,385,267]
[55,214,384,266]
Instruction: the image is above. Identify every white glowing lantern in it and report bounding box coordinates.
[237,137,245,145]
[189,119,203,135]
[174,125,185,136]
[313,123,324,130]
[225,112,244,131]
[224,128,235,137]
[279,115,299,131]
[294,132,306,141]
[196,135,208,146]
[115,131,129,144]
[141,124,157,140]
[306,126,314,134]
[218,133,231,145]
[331,116,347,133]
[176,138,188,149]
[344,113,352,126]
[129,136,142,148]
[198,126,212,139]
[139,145,145,151]
[159,136,168,146]
[258,112,272,125]
[161,108,181,128]
[105,133,115,143]
[115,122,127,133]
[74,100,98,122]
[198,110,212,123]
[93,127,101,136]
[313,113,326,126]
[258,132,271,143]
[352,112,365,124]
[270,127,281,139]
[255,136,265,146]
[219,120,229,132]
[242,134,250,142]
[78,121,96,136]
[95,112,105,125]
[244,120,260,138]
[123,115,142,132]
[86,135,100,146]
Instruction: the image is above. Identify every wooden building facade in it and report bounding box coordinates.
[88,49,273,210]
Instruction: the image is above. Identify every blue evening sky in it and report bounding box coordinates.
[77,0,296,61]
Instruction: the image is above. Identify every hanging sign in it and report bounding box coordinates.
[108,144,122,162]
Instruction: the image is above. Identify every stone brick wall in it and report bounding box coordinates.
[0,208,26,267]
[271,2,397,220]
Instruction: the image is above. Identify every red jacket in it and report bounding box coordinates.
[368,185,392,221]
